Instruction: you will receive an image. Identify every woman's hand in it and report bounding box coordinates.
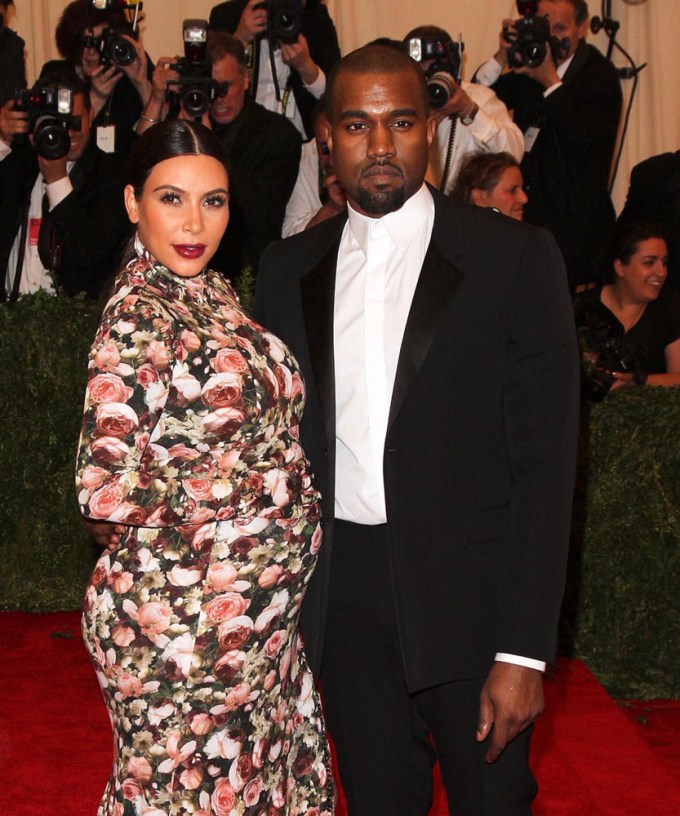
[81,518,126,551]
[610,371,635,391]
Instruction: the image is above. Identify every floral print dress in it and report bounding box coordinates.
[77,245,334,816]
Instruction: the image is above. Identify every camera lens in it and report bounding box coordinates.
[521,40,547,69]
[33,116,71,160]
[183,88,210,119]
[109,37,136,67]
[427,72,456,110]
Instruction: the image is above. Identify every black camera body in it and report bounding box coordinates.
[405,36,464,110]
[13,85,82,160]
[579,324,644,402]
[82,26,137,67]
[504,0,565,69]
[167,20,215,121]
[253,0,303,46]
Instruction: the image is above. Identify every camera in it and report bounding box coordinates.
[167,20,215,121]
[503,0,566,69]
[82,25,137,67]
[406,36,464,110]
[13,85,82,160]
[579,324,644,402]
[253,0,303,46]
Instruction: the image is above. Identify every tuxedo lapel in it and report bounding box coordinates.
[300,238,341,447]
[387,240,464,431]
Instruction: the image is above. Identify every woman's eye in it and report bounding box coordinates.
[160,192,181,206]
[205,195,228,209]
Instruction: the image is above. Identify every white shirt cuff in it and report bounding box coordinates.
[0,139,12,160]
[543,80,564,98]
[304,67,326,99]
[475,57,504,87]
[45,176,74,210]
[495,652,546,672]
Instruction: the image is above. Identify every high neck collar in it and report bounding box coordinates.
[129,234,210,303]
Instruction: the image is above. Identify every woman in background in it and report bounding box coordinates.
[77,119,334,815]
[451,151,527,220]
[574,221,680,396]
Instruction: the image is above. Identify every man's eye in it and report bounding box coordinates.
[347,122,367,131]
[393,120,413,129]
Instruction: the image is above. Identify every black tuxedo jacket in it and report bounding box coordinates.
[485,41,622,288]
[0,141,130,299]
[209,0,341,138]
[255,188,580,692]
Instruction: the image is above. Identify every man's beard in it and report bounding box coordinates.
[355,183,406,216]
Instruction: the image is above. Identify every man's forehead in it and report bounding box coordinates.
[331,70,426,114]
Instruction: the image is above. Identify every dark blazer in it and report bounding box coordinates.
[619,151,680,289]
[209,0,341,137]
[0,26,26,105]
[0,141,130,299]
[212,100,302,280]
[484,42,622,289]
[255,188,580,692]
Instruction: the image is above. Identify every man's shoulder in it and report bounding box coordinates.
[631,151,680,180]
[261,213,345,275]
[574,41,620,86]
[244,102,302,143]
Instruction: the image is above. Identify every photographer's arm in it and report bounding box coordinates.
[0,98,29,148]
[234,0,268,44]
[135,58,177,134]
[119,37,153,108]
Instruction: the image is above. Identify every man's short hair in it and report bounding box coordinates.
[325,44,430,120]
[543,0,589,26]
[207,31,247,70]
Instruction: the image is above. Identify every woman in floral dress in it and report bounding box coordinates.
[76,120,334,816]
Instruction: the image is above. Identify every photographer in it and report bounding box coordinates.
[0,2,26,106]
[404,25,523,196]
[0,72,129,300]
[138,30,301,280]
[475,0,622,290]
[209,0,340,138]
[45,0,153,158]
[574,222,680,400]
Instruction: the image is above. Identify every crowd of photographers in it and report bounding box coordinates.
[1,0,679,396]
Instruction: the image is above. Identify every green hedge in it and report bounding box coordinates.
[1,294,679,698]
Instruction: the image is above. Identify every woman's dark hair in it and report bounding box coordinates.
[451,152,521,205]
[126,119,228,200]
[55,0,128,64]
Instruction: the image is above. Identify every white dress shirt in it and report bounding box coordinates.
[282,139,322,237]
[2,139,74,296]
[333,183,545,672]
[255,40,326,137]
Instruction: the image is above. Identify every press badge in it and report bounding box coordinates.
[29,218,42,246]
[524,126,540,153]
[97,125,116,153]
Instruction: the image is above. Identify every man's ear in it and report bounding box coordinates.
[470,188,488,207]
[322,118,332,155]
[426,114,436,147]
[124,184,139,224]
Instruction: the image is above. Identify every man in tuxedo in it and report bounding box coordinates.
[475,0,622,290]
[0,73,129,299]
[255,44,580,814]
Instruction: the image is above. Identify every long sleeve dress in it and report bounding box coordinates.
[76,242,334,815]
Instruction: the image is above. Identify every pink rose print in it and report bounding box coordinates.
[88,373,132,404]
[201,372,243,409]
[135,363,159,389]
[146,340,171,370]
[90,436,129,465]
[95,403,139,438]
[202,593,250,624]
[93,343,121,371]
[213,348,248,374]
[137,602,172,636]
[211,778,236,816]
[88,482,125,519]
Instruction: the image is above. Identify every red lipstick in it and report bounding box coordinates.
[173,244,206,259]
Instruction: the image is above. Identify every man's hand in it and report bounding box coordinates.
[495,18,517,66]
[81,518,126,551]
[85,63,124,117]
[281,34,320,86]
[514,53,561,90]
[235,0,268,44]
[0,99,29,145]
[37,153,68,185]
[119,36,152,105]
[431,79,477,127]
[150,57,180,103]
[477,662,544,763]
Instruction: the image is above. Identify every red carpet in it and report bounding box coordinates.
[1,612,679,815]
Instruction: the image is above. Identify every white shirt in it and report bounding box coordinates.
[334,184,434,524]
[282,138,322,237]
[1,140,74,296]
[332,182,545,673]
[255,40,326,137]
[431,81,524,195]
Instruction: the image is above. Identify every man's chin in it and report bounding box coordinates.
[355,184,406,216]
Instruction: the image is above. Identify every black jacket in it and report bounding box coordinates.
[0,141,130,300]
[0,26,26,105]
[209,0,340,137]
[255,189,580,690]
[483,42,622,289]
[211,100,302,280]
